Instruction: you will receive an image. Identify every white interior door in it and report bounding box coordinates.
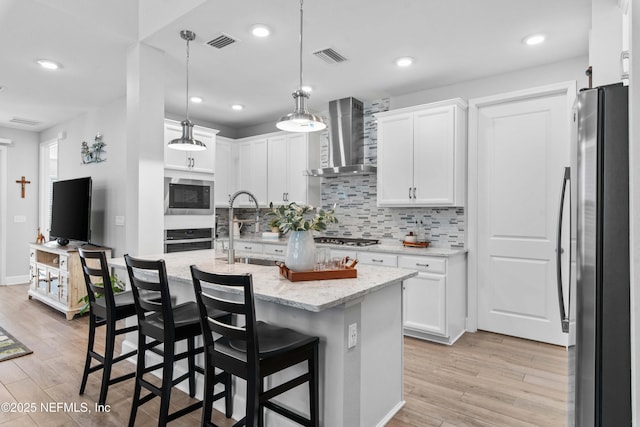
[476,88,571,346]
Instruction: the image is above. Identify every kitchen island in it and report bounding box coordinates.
[110,249,417,427]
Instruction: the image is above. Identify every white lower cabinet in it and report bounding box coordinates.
[357,252,398,267]
[234,242,263,253]
[399,254,466,345]
[263,244,286,257]
[403,272,446,336]
[230,242,467,345]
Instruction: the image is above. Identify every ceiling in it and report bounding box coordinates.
[0,0,591,133]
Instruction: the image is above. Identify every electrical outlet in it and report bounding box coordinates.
[348,323,357,349]
[115,215,125,226]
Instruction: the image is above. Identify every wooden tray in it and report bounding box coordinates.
[402,241,430,248]
[278,263,357,282]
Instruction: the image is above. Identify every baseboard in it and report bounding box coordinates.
[5,275,29,285]
[376,400,405,427]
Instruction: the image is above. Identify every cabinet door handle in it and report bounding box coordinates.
[416,263,430,267]
[413,187,417,199]
[408,187,412,199]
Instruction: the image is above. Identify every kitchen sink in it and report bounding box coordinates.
[217,256,278,266]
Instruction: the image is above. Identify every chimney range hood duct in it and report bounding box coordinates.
[305,97,376,177]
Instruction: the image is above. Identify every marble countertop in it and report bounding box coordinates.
[109,249,417,313]
[219,236,467,257]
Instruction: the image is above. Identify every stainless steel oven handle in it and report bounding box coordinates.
[556,166,571,333]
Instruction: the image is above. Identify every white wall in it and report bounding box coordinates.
[590,0,624,86]
[627,0,638,424]
[391,56,589,108]
[40,97,128,256]
[0,127,39,284]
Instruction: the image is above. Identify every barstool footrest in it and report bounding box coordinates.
[166,400,203,422]
[261,372,311,401]
[263,400,310,426]
[112,349,137,364]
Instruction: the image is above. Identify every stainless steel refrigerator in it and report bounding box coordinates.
[556,83,630,426]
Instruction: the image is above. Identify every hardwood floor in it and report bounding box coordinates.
[388,334,568,427]
[0,284,567,426]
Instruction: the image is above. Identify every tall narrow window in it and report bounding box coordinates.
[39,139,58,240]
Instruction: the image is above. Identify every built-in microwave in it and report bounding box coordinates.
[164,177,214,215]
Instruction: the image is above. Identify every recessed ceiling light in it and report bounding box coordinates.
[395,57,413,67]
[37,59,62,70]
[231,104,244,111]
[251,24,271,38]
[523,34,545,46]
[190,96,203,103]
[301,85,313,93]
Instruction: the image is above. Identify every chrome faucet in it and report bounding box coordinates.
[228,190,260,264]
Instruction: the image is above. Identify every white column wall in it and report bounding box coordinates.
[590,0,624,86]
[125,42,165,256]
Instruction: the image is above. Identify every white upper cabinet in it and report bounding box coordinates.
[214,136,235,207]
[376,99,467,207]
[164,119,218,173]
[267,132,321,206]
[235,137,268,207]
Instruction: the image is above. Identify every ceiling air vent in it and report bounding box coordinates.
[206,33,237,49]
[10,117,40,126]
[313,48,347,64]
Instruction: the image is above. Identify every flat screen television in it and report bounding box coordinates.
[49,177,92,246]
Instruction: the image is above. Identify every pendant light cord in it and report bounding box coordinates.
[299,0,304,91]
[185,36,191,121]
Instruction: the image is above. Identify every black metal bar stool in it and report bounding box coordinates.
[124,254,231,427]
[191,266,320,427]
[78,248,138,406]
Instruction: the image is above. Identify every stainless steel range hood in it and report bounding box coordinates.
[305,97,377,177]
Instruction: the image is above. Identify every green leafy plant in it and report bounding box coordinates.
[266,202,338,233]
[77,273,126,315]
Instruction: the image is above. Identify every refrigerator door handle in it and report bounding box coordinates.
[556,166,571,333]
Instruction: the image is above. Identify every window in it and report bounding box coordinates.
[39,139,58,240]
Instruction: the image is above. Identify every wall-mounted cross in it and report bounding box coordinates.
[16,176,30,198]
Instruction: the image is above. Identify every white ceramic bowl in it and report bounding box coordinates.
[404,234,417,243]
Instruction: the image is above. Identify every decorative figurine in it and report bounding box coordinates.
[35,227,45,244]
[81,133,107,164]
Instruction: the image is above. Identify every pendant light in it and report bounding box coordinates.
[168,30,206,151]
[276,0,326,132]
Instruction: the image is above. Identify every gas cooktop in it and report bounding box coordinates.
[314,237,380,247]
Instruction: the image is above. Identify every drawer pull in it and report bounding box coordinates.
[372,259,384,263]
[244,246,252,250]
[275,249,284,253]
[416,263,430,267]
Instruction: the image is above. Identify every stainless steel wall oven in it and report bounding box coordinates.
[164,228,213,253]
